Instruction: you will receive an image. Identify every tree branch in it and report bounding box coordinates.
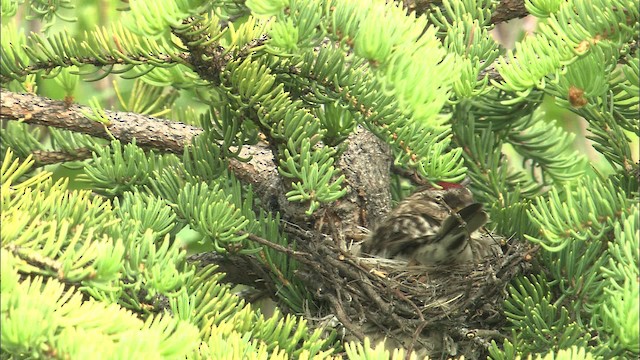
[489,0,529,24]
[0,90,199,153]
[404,0,529,24]
[0,89,282,204]
[31,148,95,165]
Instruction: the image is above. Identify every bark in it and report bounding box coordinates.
[405,0,529,24]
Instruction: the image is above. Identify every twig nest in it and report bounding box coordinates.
[301,234,533,359]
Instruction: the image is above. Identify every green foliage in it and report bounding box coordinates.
[1,0,639,358]
[497,179,638,358]
[506,114,586,183]
[343,338,416,360]
[526,177,633,251]
[171,264,336,358]
[495,0,638,100]
[431,0,500,98]
[176,181,251,253]
[241,199,312,313]
[1,150,336,358]
[593,212,639,355]
[1,253,200,359]
[500,275,591,356]
[0,121,45,159]
[81,139,164,195]
[491,343,598,360]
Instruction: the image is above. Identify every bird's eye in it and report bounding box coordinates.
[434,195,444,203]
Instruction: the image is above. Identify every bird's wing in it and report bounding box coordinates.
[437,203,488,239]
[411,203,488,264]
[363,214,440,258]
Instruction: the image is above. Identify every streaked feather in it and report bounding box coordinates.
[362,185,491,265]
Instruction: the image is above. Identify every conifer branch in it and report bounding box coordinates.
[0,89,391,237]
[0,90,199,154]
[187,252,280,293]
[405,0,529,23]
[31,148,94,165]
[489,0,529,24]
[0,89,284,205]
[1,53,186,85]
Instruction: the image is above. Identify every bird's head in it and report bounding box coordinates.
[419,182,475,213]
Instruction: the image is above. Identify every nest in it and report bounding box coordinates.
[289,229,535,359]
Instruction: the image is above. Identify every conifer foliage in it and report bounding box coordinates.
[1,0,638,359]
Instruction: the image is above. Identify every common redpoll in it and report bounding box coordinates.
[362,182,491,266]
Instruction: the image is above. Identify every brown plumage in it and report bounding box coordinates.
[362,183,493,266]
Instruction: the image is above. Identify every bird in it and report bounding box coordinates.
[361,182,493,266]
